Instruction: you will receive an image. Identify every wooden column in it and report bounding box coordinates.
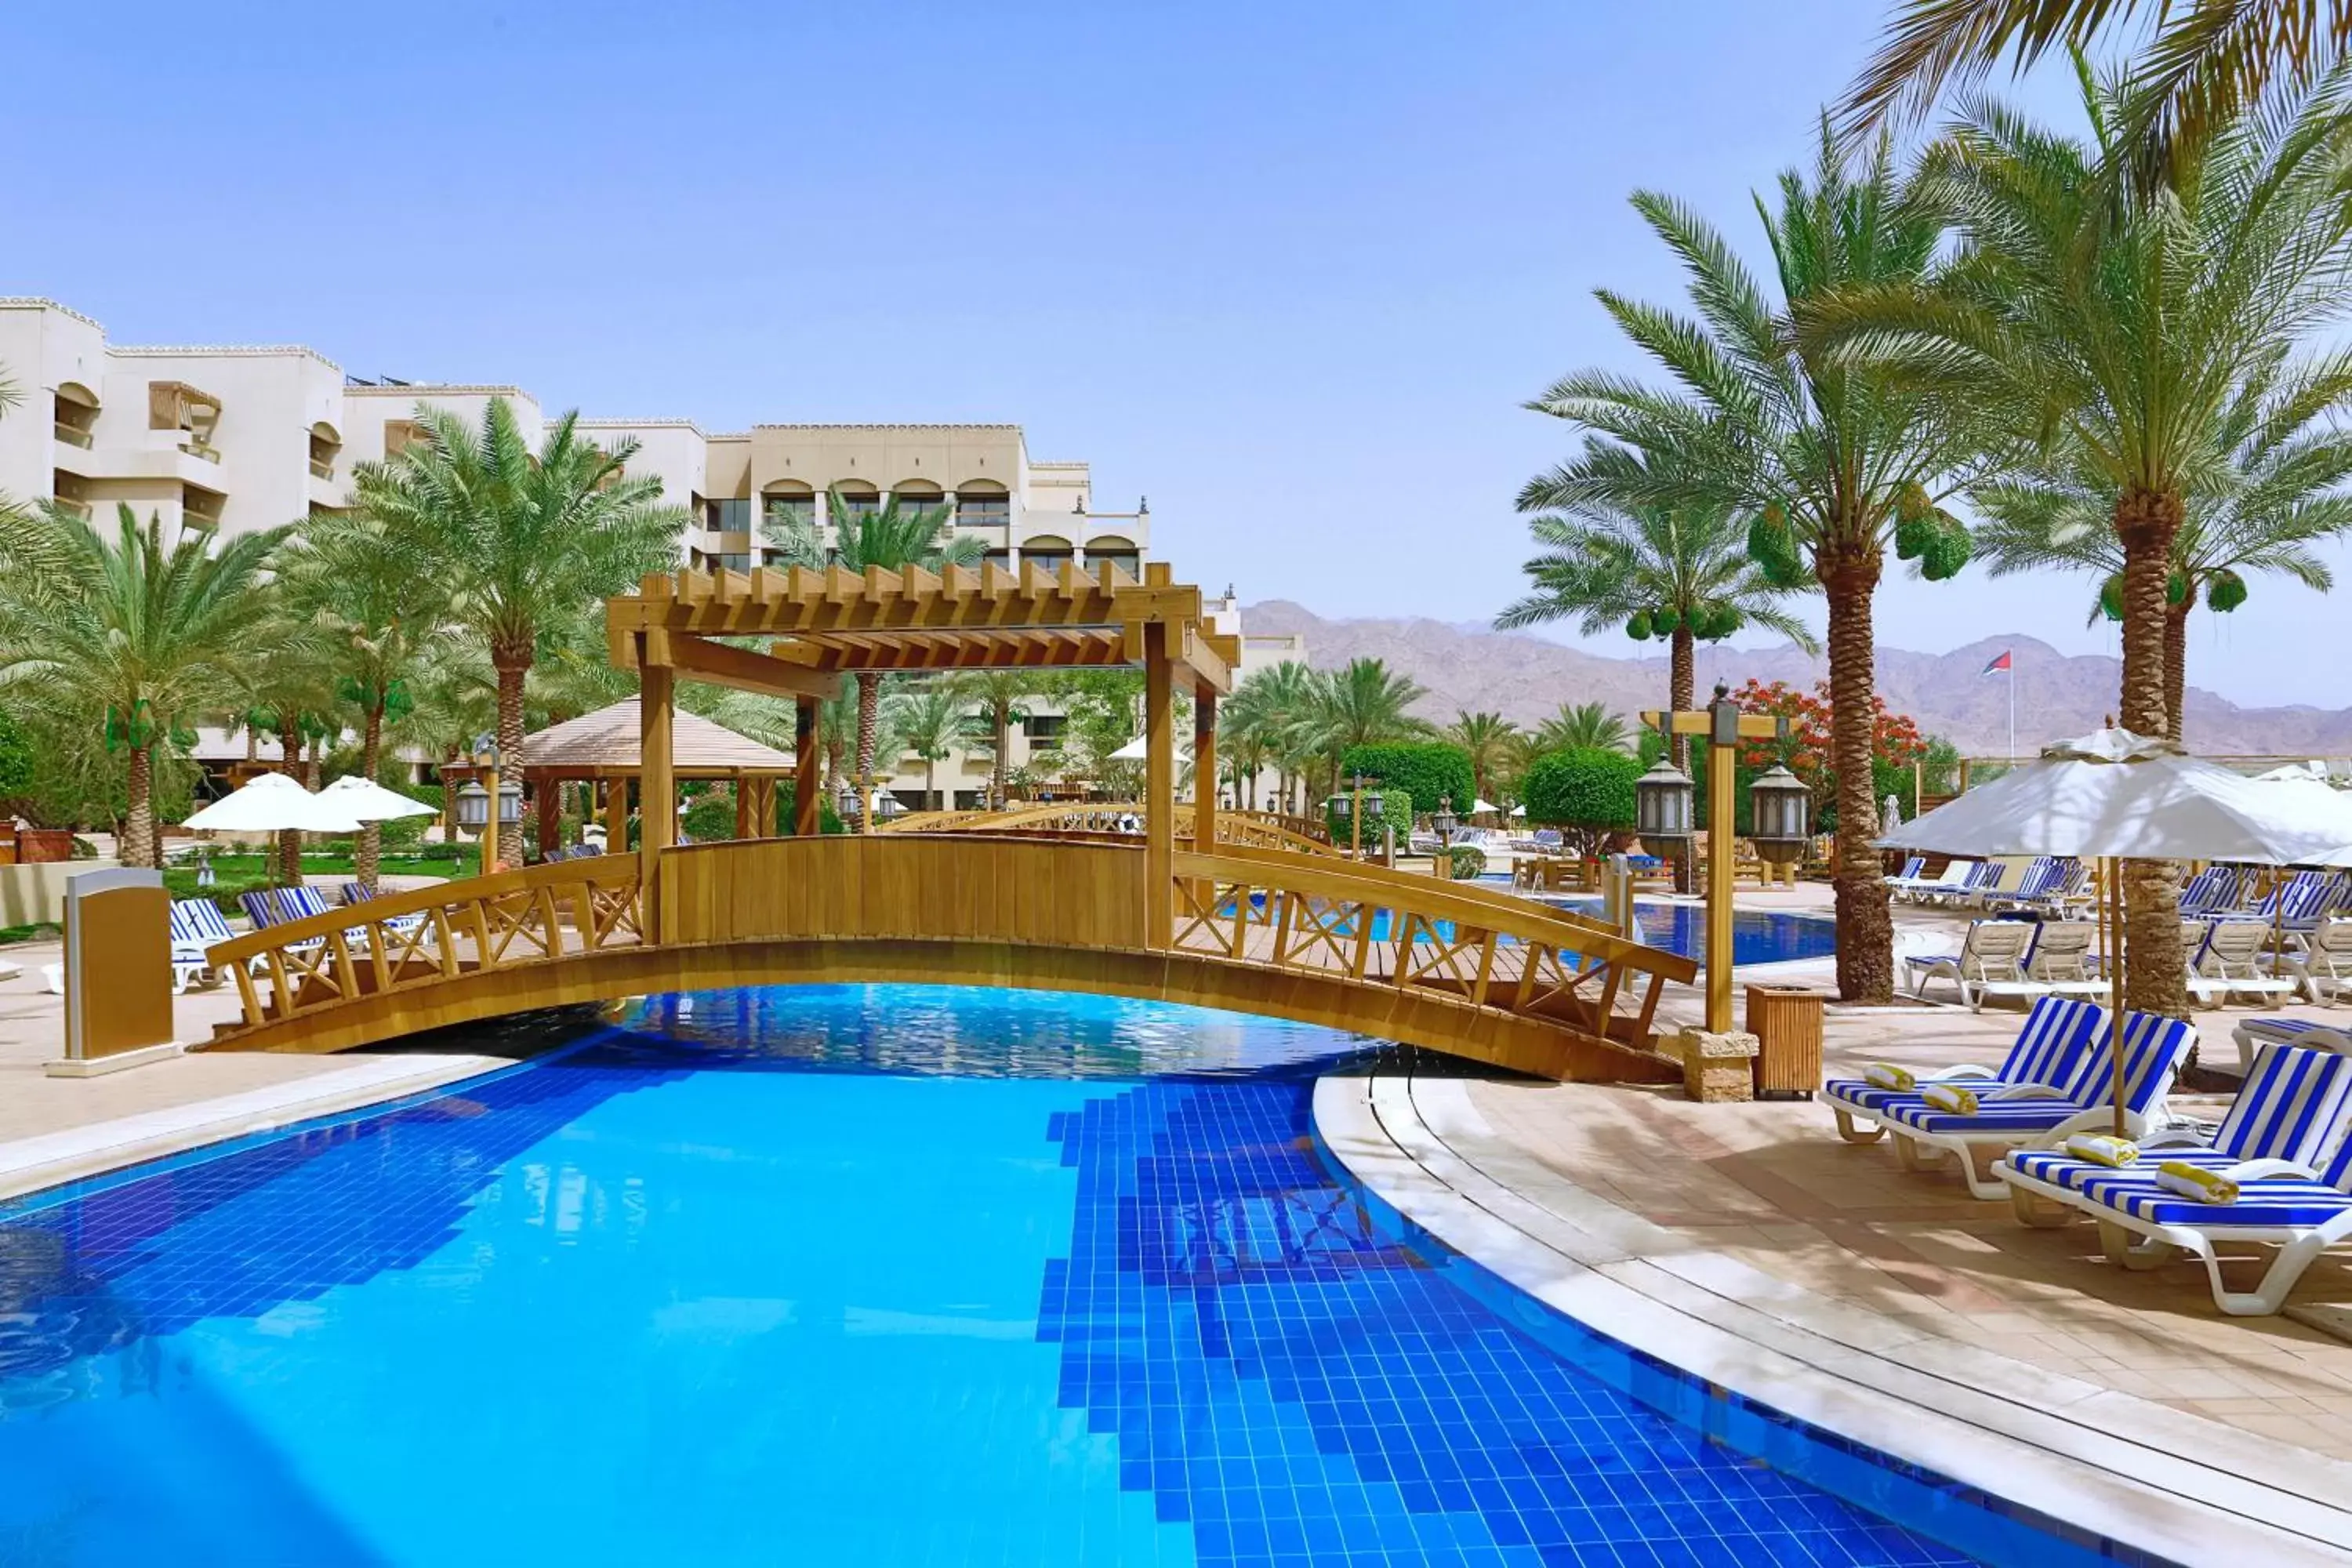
[1706,735,1737,1034]
[639,659,674,941]
[1192,688,1219,854]
[1144,620,1174,949]
[793,697,821,835]
[603,777,628,855]
[535,779,561,858]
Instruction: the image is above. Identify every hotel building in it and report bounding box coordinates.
[0,297,1301,810]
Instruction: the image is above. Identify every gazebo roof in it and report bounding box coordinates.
[517,698,796,779]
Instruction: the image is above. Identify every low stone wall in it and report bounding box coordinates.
[0,860,123,927]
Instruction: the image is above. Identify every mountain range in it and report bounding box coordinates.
[1239,601,2352,758]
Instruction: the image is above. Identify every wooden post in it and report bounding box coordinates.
[793,696,821,835]
[1707,734,1737,1034]
[535,778,561,858]
[1192,689,1218,854]
[480,762,502,878]
[604,777,628,855]
[1144,620,1174,949]
[639,658,674,941]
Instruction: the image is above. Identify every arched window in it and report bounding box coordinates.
[956,478,1010,531]
[1084,535,1140,579]
[761,479,816,533]
[309,421,342,481]
[1021,533,1075,572]
[830,481,880,528]
[52,383,98,448]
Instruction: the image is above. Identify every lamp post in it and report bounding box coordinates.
[1432,793,1457,879]
[1638,684,1807,1034]
[456,735,521,878]
[1331,771,1382,860]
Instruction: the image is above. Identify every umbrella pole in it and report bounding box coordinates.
[2107,855,2126,1137]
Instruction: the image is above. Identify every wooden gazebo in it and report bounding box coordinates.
[513,697,797,855]
[605,559,1238,942]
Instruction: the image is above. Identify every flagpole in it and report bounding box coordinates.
[2009,659,2016,764]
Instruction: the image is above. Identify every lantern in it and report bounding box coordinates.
[1635,758,1694,844]
[1749,764,1813,863]
[1363,790,1384,819]
[1330,793,1352,821]
[1432,793,1457,837]
[495,778,524,826]
[454,780,491,834]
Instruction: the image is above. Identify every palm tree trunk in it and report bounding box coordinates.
[276,707,302,885]
[1669,625,1697,895]
[356,703,385,896]
[991,702,1011,809]
[1822,547,1893,1003]
[2118,488,2188,1014]
[123,744,155,870]
[2163,596,2190,744]
[925,757,938,812]
[854,672,881,831]
[494,653,528,869]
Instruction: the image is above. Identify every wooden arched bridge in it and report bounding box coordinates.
[193,558,1693,1080]
[201,834,1692,1080]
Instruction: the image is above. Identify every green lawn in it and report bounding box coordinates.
[163,851,461,915]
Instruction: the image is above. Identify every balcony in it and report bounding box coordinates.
[309,458,335,481]
[53,421,93,450]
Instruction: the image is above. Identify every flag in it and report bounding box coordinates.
[1981,650,2013,675]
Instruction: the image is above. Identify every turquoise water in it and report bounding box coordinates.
[0,988,2118,1566]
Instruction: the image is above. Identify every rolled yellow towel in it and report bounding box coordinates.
[1864,1062,1916,1091]
[2063,1132,2139,1167]
[1921,1082,1979,1115]
[2154,1160,2238,1206]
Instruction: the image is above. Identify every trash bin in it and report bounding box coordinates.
[1746,984,1823,1099]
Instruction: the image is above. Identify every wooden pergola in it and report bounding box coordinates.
[507,697,797,855]
[606,559,1240,943]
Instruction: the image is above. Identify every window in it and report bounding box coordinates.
[832,485,881,527]
[763,489,816,532]
[956,484,1011,530]
[705,497,751,534]
[1023,714,1067,752]
[1085,535,1141,579]
[1022,534,1075,571]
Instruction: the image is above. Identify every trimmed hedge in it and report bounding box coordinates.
[1325,787,1413,855]
[1337,743,1475,823]
[1520,746,1642,858]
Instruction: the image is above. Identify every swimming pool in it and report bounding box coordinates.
[0,987,2129,1566]
[1545,898,1838,967]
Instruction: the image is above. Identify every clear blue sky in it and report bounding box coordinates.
[3,1,2339,706]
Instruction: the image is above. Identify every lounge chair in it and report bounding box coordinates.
[1987,856,2082,916]
[2230,1014,2352,1073]
[1822,995,2107,1146]
[2178,863,2244,919]
[2187,919,2297,1007]
[1877,1010,2196,1198]
[2245,869,2350,935]
[1902,918,2035,1007]
[336,883,431,939]
[2016,920,2105,1000]
[1896,859,1977,906]
[2285,919,2352,1003]
[1972,855,2053,912]
[1882,855,1928,893]
[166,897,242,994]
[238,887,345,956]
[2000,1047,2352,1316]
[1926,858,2003,907]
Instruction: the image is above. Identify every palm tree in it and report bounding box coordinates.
[1444,712,1521,810]
[1306,659,1434,796]
[0,505,285,868]
[1502,439,1820,887]
[278,513,451,892]
[1842,0,2352,165]
[947,670,1040,809]
[1224,661,1322,814]
[351,397,685,866]
[1531,702,1633,756]
[1530,131,1993,1000]
[764,484,984,825]
[1973,368,2352,739]
[1816,60,2352,1011]
[889,684,969,811]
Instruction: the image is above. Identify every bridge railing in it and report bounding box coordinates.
[882,800,1333,856]
[203,855,646,1029]
[1169,844,1697,1049]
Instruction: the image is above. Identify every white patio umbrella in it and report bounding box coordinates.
[1472,797,1498,815]
[183,771,365,833]
[1881,728,2352,1128]
[1109,734,1193,763]
[318,774,437,822]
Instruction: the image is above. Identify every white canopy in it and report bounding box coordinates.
[184,772,364,833]
[1472,797,1498,815]
[318,774,437,822]
[1109,734,1194,762]
[1879,729,2352,867]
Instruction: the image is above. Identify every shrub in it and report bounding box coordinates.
[1521,747,1642,858]
[681,789,738,843]
[1445,844,1487,878]
[1337,743,1475,822]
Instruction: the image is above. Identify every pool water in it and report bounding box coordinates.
[1549,898,1837,967]
[0,987,2115,1566]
